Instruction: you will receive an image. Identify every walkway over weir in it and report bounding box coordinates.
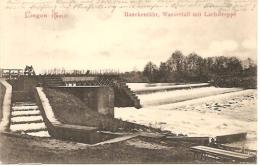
[0,69,23,79]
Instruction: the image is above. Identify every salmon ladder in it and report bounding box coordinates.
[10,102,50,137]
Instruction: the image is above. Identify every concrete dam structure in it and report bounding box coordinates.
[41,75,142,109]
[0,71,256,163]
[0,74,142,144]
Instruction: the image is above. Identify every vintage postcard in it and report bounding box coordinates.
[0,0,257,164]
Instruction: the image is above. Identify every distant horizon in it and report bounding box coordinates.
[0,53,256,75]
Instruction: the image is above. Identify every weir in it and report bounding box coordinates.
[40,75,142,109]
[0,68,256,163]
[0,72,142,144]
[0,78,130,144]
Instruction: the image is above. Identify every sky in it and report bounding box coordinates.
[0,1,257,73]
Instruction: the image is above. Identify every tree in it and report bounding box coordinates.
[121,71,148,82]
[166,50,185,73]
[226,57,242,75]
[185,53,203,77]
[143,61,158,82]
[158,62,171,82]
[210,56,229,75]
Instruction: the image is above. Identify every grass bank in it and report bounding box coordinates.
[43,88,171,134]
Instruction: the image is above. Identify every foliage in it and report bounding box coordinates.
[143,61,159,82]
[121,50,257,88]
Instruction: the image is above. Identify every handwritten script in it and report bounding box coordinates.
[6,0,256,13]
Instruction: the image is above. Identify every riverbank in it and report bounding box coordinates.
[0,132,203,164]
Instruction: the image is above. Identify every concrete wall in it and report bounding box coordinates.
[114,88,135,107]
[0,81,6,122]
[8,77,39,102]
[61,76,95,82]
[34,87,114,144]
[53,87,114,117]
[23,78,39,95]
[164,136,210,145]
[216,132,247,144]
[8,78,24,91]
[0,79,12,132]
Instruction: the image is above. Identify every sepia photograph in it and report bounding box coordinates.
[0,0,257,164]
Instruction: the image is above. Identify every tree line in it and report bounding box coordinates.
[122,50,257,86]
